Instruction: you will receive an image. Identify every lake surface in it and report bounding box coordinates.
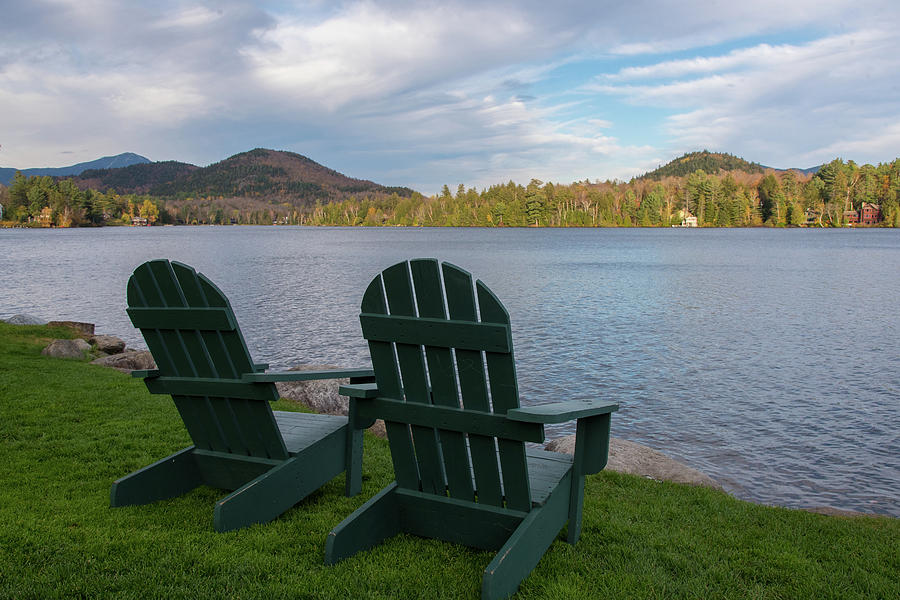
[2,226,898,516]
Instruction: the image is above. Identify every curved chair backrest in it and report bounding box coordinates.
[126,260,287,460]
[360,258,534,511]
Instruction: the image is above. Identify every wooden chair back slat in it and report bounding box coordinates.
[361,274,420,489]
[477,281,532,510]
[127,260,287,460]
[381,262,446,495]
[441,262,503,506]
[409,259,475,500]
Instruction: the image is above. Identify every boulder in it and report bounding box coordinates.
[545,435,723,490]
[90,334,126,355]
[47,321,95,338]
[4,314,47,325]
[90,350,156,373]
[42,338,92,359]
[276,364,351,415]
[276,364,386,438]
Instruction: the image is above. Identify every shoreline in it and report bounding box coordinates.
[9,314,891,519]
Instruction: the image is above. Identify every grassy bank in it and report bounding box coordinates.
[1,322,897,599]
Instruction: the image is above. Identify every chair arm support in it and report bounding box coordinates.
[340,384,379,429]
[131,369,160,379]
[506,399,618,424]
[338,383,379,398]
[242,368,374,383]
[572,412,614,475]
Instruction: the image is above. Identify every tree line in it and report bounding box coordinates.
[0,173,169,226]
[2,157,898,227]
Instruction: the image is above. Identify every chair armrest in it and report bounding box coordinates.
[506,399,618,424]
[131,369,160,379]
[242,368,374,383]
[338,383,379,398]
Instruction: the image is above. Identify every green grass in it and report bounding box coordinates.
[1,322,897,599]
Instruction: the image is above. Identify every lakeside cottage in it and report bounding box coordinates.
[842,202,882,226]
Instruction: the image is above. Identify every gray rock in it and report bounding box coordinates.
[276,364,351,415]
[91,350,156,373]
[42,338,92,359]
[275,364,386,438]
[4,314,47,325]
[90,334,126,354]
[545,435,723,490]
[47,321,95,337]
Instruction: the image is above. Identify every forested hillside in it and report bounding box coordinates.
[73,161,198,193]
[301,157,899,227]
[641,151,765,180]
[2,152,898,228]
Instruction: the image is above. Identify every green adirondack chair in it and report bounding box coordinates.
[110,259,374,532]
[326,259,619,599]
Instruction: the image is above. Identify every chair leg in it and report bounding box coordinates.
[566,473,586,544]
[214,431,346,532]
[345,426,364,497]
[481,473,570,600]
[325,483,400,565]
[110,446,202,507]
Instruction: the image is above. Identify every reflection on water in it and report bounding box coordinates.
[1,226,898,516]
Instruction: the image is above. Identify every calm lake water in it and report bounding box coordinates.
[2,226,898,516]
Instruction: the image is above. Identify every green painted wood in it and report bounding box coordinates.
[476,280,531,512]
[354,397,544,442]
[481,470,572,600]
[410,258,475,501]
[243,368,374,382]
[507,399,619,424]
[132,369,160,378]
[525,448,573,506]
[442,262,503,507]
[325,483,402,565]
[573,413,613,475]
[360,314,512,353]
[143,377,277,401]
[171,396,223,452]
[126,306,236,331]
[338,383,379,398]
[213,426,348,532]
[113,259,365,531]
[110,446,201,507]
[360,274,420,490]
[328,259,616,597]
[382,261,446,495]
[566,474,586,545]
[395,489,525,550]
[193,449,280,490]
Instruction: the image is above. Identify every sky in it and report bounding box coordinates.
[1,0,899,194]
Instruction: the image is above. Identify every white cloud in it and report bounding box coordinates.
[1,1,899,186]
[591,28,900,167]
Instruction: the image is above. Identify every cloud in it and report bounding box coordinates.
[591,28,900,167]
[1,1,899,188]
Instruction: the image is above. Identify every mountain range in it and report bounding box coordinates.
[2,149,823,202]
[0,152,150,186]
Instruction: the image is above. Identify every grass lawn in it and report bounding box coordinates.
[1,322,897,599]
